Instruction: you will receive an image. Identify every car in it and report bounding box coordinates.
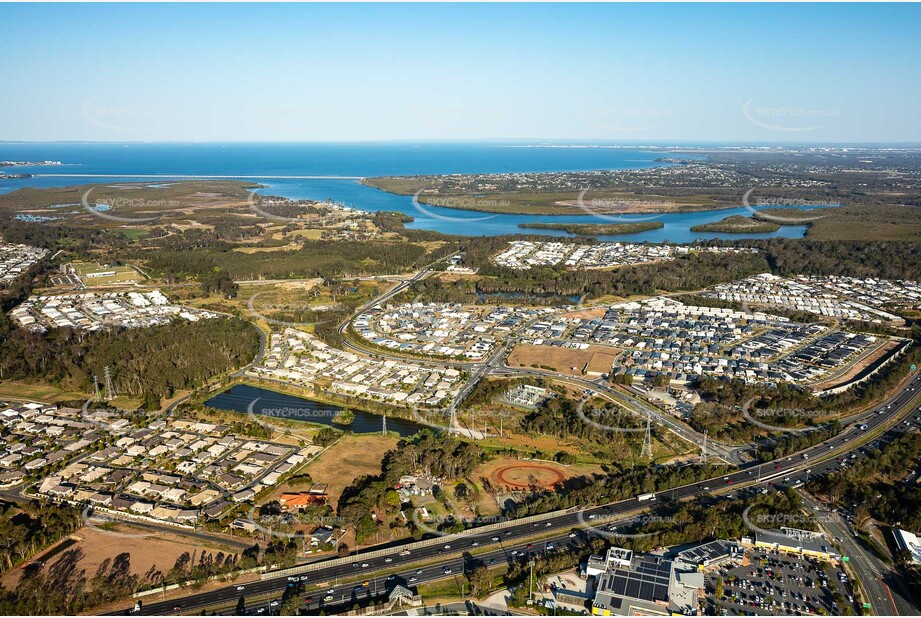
[385,557,393,563]
[354,585,363,592]
[256,608,265,614]
[568,532,577,538]
[237,585,246,591]
[545,522,552,527]
[361,562,369,568]
[386,575,395,581]
[172,606,182,612]
[491,536,500,542]
[527,543,534,548]
[409,576,417,582]
[443,544,451,549]
[416,569,423,574]
[323,595,334,602]
[399,549,411,556]
[444,567,452,574]
[471,541,479,547]
[270,601,280,607]
[327,589,335,595]
[352,562,359,568]
[305,597,313,604]
[362,581,369,587]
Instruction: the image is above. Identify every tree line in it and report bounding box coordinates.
[0,318,260,403]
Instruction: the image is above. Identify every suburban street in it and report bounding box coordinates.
[120,369,921,616]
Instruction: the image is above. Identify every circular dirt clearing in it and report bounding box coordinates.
[493,463,566,490]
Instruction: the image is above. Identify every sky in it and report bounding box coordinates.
[1,2,920,143]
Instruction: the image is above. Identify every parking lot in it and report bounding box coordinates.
[705,549,860,616]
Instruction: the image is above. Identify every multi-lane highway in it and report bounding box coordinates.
[795,490,919,616]
[122,368,921,616]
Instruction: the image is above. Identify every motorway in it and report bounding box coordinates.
[121,367,921,616]
[331,266,730,458]
[797,490,920,616]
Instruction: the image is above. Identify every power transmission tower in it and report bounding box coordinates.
[640,412,653,460]
[92,375,101,401]
[700,430,709,463]
[103,366,116,401]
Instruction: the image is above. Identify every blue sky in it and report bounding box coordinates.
[1,3,919,143]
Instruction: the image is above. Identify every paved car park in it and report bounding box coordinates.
[705,549,860,616]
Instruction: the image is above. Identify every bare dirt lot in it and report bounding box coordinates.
[0,524,249,593]
[474,457,600,493]
[303,433,400,506]
[508,343,619,376]
[810,339,902,391]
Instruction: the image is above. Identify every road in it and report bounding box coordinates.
[492,366,741,463]
[119,369,921,616]
[327,265,740,458]
[798,490,921,616]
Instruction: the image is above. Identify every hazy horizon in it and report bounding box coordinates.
[2,3,920,143]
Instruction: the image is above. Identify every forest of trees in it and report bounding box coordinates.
[0,317,259,401]
[417,244,772,304]
[137,237,442,282]
[810,432,921,531]
[0,502,84,571]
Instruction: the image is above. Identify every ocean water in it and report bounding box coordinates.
[0,142,820,241]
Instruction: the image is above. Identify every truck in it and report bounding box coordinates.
[637,493,656,502]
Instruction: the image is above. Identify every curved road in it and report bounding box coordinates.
[122,369,921,616]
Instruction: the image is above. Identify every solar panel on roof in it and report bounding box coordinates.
[624,578,640,599]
